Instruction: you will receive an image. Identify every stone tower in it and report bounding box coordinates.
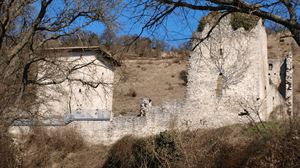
[183,14,270,126]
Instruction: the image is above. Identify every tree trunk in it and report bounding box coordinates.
[290,28,300,46]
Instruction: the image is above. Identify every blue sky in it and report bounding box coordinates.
[41,0,300,48]
[84,5,205,47]
[83,0,300,48]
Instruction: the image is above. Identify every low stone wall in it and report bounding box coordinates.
[63,100,251,145]
[67,101,182,144]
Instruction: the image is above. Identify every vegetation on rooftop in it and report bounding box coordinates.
[197,12,260,32]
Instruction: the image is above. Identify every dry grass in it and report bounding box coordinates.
[103,118,300,168]
[2,119,300,168]
[20,128,109,168]
[0,129,19,168]
[113,59,187,114]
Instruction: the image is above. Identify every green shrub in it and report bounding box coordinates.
[197,12,220,32]
[179,70,188,84]
[230,12,259,31]
[131,139,158,168]
[155,131,181,162]
[104,132,182,168]
[197,12,259,32]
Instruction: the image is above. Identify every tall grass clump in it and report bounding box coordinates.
[22,128,86,168]
[0,129,20,168]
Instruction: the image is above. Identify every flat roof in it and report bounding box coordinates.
[44,46,121,67]
[45,46,109,54]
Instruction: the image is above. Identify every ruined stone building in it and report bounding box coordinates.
[185,13,293,125]
[10,14,293,145]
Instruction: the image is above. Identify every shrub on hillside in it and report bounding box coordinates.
[104,132,182,168]
[126,88,137,97]
[155,132,181,161]
[103,119,300,168]
[179,70,188,85]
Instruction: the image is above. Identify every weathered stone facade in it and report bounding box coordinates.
[267,53,293,119]
[185,16,269,124]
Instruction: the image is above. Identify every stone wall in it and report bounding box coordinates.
[267,55,293,119]
[185,15,269,122]
[37,50,114,118]
[285,52,293,116]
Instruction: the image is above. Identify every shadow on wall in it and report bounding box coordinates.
[278,60,287,97]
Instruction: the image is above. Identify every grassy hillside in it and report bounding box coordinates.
[113,58,187,115]
[112,32,300,116]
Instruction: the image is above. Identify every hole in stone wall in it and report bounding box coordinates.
[269,63,273,70]
[280,38,284,42]
[219,48,223,56]
[216,73,224,98]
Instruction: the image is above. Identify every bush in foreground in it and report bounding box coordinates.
[104,119,300,168]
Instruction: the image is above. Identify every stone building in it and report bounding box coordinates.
[185,14,269,124]
[184,13,293,124]
[37,46,120,120]
[11,46,120,127]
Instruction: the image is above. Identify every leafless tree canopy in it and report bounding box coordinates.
[0,0,121,127]
[129,0,300,46]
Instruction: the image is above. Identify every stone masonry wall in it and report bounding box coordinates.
[184,16,269,123]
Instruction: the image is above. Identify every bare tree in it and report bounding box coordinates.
[0,0,121,128]
[128,0,300,46]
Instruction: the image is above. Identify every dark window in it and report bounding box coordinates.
[219,48,223,55]
[269,64,273,70]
